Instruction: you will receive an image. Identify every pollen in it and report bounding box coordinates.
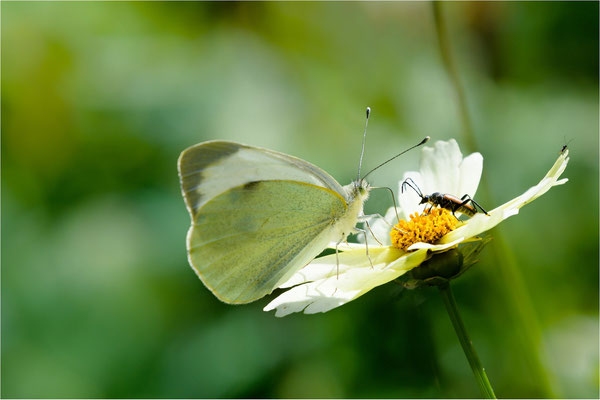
[390,208,459,251]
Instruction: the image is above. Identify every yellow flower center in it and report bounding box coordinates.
[390,208,459,250]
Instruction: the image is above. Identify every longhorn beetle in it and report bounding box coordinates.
[558,135,575,155]
[401,177,489,220]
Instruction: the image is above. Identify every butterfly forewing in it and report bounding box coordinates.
[178,141,347,214]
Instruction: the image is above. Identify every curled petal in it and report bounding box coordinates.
[440,150,569,244]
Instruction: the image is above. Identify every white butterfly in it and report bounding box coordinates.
[178,109,428,303]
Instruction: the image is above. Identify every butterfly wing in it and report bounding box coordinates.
[179,140,348,214]
[178,141,349,304]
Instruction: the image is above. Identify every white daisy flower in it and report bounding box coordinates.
[264,140,569,317]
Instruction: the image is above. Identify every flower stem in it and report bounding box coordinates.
[438,282,496,399]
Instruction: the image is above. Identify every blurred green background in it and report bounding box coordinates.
[2,2,598,398]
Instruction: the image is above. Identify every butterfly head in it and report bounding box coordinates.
[345,178,371,202]
[356,178,370,196]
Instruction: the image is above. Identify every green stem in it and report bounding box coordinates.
[438,283,496,399]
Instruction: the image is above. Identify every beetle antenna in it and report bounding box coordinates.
[357,107,370,181]
[401,178,423,198]
[362,136,430,180]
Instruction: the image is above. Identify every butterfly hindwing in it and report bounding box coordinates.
[186,180,347,303]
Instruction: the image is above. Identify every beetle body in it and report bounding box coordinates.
[401,178,488,220]
[420,192,478,217]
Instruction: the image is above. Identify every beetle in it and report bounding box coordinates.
[401,177,489,220]
[560,137,574,154]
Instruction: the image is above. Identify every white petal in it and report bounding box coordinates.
[457,152,483,198]
[265,238,467,317]
[439,211,503,244]
[263,266,400,317]
[494,151,569,211]
[440,151,569,243]
[555,178,568,185]
[264,247,431,316]
[326,241,369,251]
[406,237,465,252]
[263,280,358,317]
[278,246,402,288]
[503,208,519,219]
[420,139,463,195]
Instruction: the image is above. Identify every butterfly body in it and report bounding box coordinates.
[337,180,370,238]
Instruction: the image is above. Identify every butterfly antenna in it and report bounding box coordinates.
[357,107,371,181]
[362,136,430,180]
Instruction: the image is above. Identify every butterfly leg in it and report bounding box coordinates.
[360,213,394,227]
[378,215,408,234]
[358,215,384,245]
[370,186,401,224]
[392,225,409,234]
[354,227,375,269]
[335,239,341,279]
[365,220,383,246]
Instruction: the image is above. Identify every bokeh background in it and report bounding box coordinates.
[2,2,598,398]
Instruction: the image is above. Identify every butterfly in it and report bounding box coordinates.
[178,108,428,303]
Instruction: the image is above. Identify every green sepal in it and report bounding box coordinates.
[400,235,492,289]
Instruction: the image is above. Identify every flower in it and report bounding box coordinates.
[264,140,569,317]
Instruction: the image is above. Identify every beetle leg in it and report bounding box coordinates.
[453,197,473,219]
[441,197,461,220]
[460,194,489,215]
[469,198,490,215]
[458,197,471,207]
[451,205,461,221]
[424,204,433,216]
